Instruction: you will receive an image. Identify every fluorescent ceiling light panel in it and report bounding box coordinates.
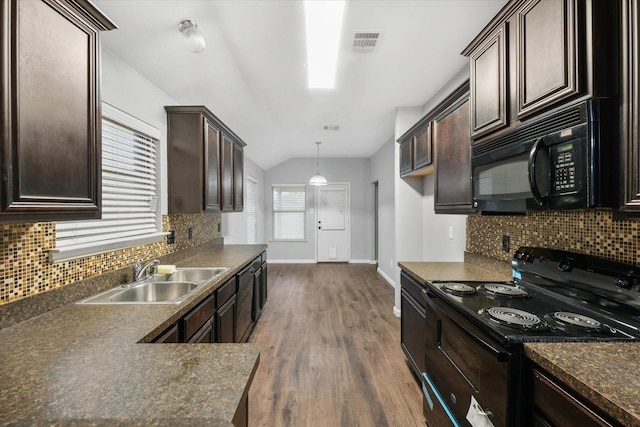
[304,0,345,89]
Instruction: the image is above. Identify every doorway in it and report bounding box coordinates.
[316,183,350,262]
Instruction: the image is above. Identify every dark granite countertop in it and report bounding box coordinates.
[524,342,640,427]
[0,244,266,426]
[398,253,513,284]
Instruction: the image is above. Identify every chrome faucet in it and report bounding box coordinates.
[134,259,160,281]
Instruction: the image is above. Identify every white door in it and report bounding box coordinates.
[317,184,349,262]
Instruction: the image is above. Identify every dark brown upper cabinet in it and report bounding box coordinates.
[619,0,640,212]
[221,134,234,212]
[516,0,578,118]
[397,121,433,178]
[233,141,244,212]
[0,0,116,222]
[463,0,619,143]
[433,84,474,214]
[165,106,246,214]
[470,23,507,138]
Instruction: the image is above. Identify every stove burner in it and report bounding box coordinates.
[551,312,602,329]
[441,282,476,296]
[482,307,548,331]
[480,283,528,298]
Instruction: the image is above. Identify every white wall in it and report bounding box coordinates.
[222,156,266,244]
[102,50,178,215]
[266,157,372,263]
[370,138,396,286]
[392,65,471,315]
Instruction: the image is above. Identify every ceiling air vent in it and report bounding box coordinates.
[352,32,381,52]
[324,125,340,131]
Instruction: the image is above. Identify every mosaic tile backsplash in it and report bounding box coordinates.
[467,209,640,265]
[0,213,221,304]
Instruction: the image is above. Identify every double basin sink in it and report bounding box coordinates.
[78,267,228,305]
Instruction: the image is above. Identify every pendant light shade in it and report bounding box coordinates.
[309,141,328,186]
[178,20,206,53]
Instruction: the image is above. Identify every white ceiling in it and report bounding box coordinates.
[93,0,507,170]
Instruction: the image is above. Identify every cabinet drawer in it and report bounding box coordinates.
[532,368,614,427]
[188,318,214,343]
[401,271,425,308]
[181,293,215,342]
[153,324,179,343]
[216,276,236,308]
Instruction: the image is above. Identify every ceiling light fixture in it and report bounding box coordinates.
[304,0,345,89]
[309,141,328,186]
[178,20,206,53]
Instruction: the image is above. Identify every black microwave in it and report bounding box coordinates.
[471,99,612,213]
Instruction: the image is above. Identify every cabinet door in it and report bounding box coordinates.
[434,93,473,213]
[215,294,236,343]
[620,0,640,211]
[154,324,179,343]
[260,261,268,310]
[531,368,614,427]
[414,124,432,170]
[399,140,413,176]
[516,0,578,118]
[221,134,234,211]
[188,318,214,343]
[470,23,508,138]
[233,142,244,212]
[400,289,426,376]
[0,0,113,222]
[204,120,221,211]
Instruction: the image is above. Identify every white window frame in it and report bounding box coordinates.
[246,176,258,244]
[271,184,307,242]
[50,103,165,262]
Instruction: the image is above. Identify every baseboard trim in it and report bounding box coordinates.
[377,267,395,288]
[349,259,371,264]
[393,306,401,317]
[267,259,317,264]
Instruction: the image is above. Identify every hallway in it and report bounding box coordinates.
[249,263,424,426]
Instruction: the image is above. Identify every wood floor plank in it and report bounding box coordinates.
[248,263,425,427]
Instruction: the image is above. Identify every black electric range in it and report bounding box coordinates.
[421,247,640,427]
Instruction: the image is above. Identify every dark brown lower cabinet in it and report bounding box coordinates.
[236,264,254,343]
[216,294,236,343]
[153,324,179,343]
[232,391,249,427]
[400,271,426,376]
[530,368,616,427]
[188,318,214,343]
[180,293,215,342]
[259,261,268,311]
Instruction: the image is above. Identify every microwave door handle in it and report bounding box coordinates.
[528,137,545,206]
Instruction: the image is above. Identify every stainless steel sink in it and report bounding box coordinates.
[152,267,228,284]
[77,267,228,305]
[109,281,198,303]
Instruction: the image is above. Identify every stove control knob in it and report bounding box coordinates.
[615,278,632,289]
[450,393,457,404]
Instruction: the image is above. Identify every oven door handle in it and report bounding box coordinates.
[424,288,511,362]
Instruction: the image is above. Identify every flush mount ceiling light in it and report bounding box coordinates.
[309,141,328,186]
[178,19,206,53]
[304,0,345,89]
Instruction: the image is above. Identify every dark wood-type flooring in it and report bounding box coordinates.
[248,263,424,426]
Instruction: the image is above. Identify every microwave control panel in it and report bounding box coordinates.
[551,140,580,193]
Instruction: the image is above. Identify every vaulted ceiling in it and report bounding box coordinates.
[93,0,507,170]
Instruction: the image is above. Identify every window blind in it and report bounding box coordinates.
[272,185,306,241]
[246,177,258,244]
[51,104,163,262]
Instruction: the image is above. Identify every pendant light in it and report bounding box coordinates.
[178,20,206,53]
[309,141,328,186]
